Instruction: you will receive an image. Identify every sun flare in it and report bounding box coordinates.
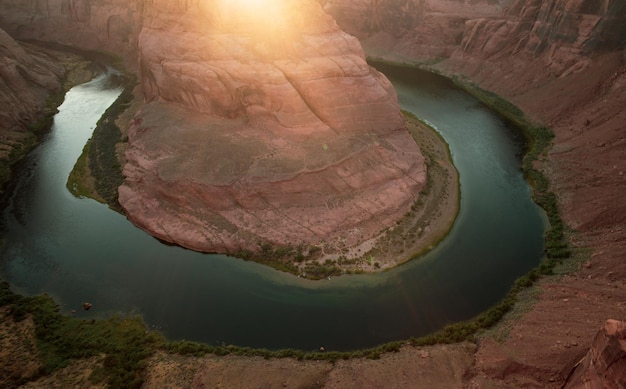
[221,0,287,25]
[221,0,296,40]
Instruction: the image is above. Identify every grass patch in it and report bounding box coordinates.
[67,73,136,210]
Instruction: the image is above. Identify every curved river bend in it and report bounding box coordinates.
[0,65,545,351]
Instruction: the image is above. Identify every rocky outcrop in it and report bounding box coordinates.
[453,0,626,78]
[563,320,626,388]
[0,0,426,257]
[322,0,511,60]
[324,0,626,78]
[119,0,425,255]
[0,28,63,133]
[0,0,143,69]
[0,27,64,187]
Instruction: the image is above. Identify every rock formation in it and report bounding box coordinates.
[0,27,64,188]
[563,320,626,388]
[0,0,142,69]
[322,0,511,60]
[452,0,626,79]
[119,0,425,255]
[0,0,426,257]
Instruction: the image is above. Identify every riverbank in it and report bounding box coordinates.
[347,112,460,270]
[66,71,138,210]
[366,47,626,385]
[0,40,94,195]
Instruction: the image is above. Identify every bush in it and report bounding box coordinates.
[1,282,164,388]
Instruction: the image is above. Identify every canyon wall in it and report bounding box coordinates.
[323,0,626,86]
[323,0,514,60]
[0,27,64,189]
[0,0,142,69]
[1,0,625,386]
[325,0,626,387]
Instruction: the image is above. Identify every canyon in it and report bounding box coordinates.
[0,0,625,387]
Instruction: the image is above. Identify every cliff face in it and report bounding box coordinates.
[0,28,63,133]
[119,0,426,255]
[323,0,513,59]
[0,27,64,187]
[0,0,142,69]
[455,0,626,78]
[326,0,626,387]
[563,320,626,388]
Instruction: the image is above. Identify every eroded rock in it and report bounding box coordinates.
[0,27,65,189]
[564,319,626,388]
[118,0,426,255]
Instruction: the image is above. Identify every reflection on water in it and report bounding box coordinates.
[0,65,545,351]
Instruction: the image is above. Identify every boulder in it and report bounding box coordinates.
[564,319,626,388]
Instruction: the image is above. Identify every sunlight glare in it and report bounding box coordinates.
[221,0,287,30]
[217,0,301,56]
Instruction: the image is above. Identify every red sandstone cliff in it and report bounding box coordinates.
[119,0,425,255]
[325,0,626,387]
[0,0,142,70]
[563,320,626,388]
[0,0,427,257]
[0,27,64,188]
[323,0,512,59]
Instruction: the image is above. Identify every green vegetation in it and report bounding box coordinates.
[165,339,405,362]
[231,243,347,279]
[67,74,136,210]
[1,281,165,388]
[447,77,572,264]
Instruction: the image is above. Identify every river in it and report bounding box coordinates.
[0,64,545,351]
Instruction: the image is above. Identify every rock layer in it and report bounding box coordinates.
[0,28,63,134]
[119,0,425,254]
[323,0,511,60]
[0,0,142,70]
[0,27,64,188]
[563,320,626,388]
[0,0,426,256]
